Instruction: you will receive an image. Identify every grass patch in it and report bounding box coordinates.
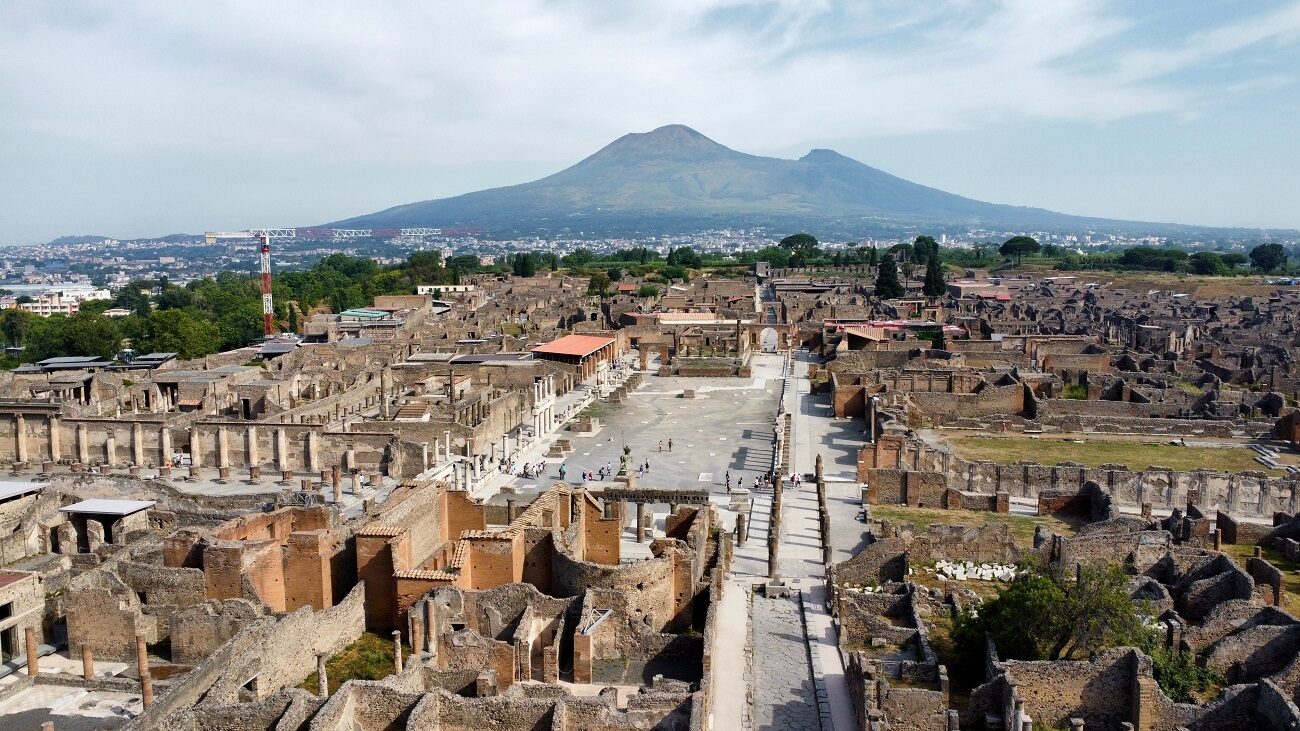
[868,504,1081,545]
[300,632,409,695]
[947,436,1283,475]
[1221,542,1300,616]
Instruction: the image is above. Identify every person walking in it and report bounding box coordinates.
[658,440,664,452]
[668,439,673,452]
[559,463,567,480]
[644,459,650,473]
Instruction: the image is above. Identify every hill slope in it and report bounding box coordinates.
[329,124,1157,235]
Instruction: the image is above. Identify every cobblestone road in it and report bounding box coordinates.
[752,593,821,731]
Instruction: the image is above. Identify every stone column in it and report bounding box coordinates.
[159,427,171,466]
[736,513,748,546]
[14,414,27,464]
[82,644,94,680]
[276,428,289,472]
[217,427,230,469]
[247,426,259,468]
[345,447,356,472]
[316,653,329,697]
[332,466,343,503]
[392,631,404,674]
[131,422,144,467]
[444,431,451,460]
[48,416,61,462]
[307,431,320,473]
[136,633,153,708]
[24,626,38,676]
[351,471,361,495]
[104,434,117,467]
[636,502,646,543]
[411,612,425,659]
[188,428,202,469]
[77,423,89,464]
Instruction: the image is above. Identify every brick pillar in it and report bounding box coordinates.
[136,634,153,708]
[24,626,38,675]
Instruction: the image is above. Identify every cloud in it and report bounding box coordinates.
[2,0,1295,169]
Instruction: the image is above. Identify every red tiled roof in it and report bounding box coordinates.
[532,334,615,358]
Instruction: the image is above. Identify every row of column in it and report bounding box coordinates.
[10,415,345,475]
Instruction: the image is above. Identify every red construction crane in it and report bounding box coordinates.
[204,228,295,336]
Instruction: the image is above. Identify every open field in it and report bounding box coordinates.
[868,503,1082,545]
[944,435,1285,475]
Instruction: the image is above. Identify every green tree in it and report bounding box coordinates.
[867,246,879,267]
[1220,252,1248,267]
[26,314,123,361]
[512,253,537,277]
[587,272,610,297]
[1000,236,1040,264]
[874,255,904,299]
[779,233,819,256]
[1189,252,1226,275]
[1249,243,1287,273]
[0,308,34,347]
[922,252,946,297]
[666,246,701,268]
[912,235,938,264]
[953,562,1146,667]
[606,266,622,283]
[128,309,224,359]
[636,284,660,298]
[563,248,595,266]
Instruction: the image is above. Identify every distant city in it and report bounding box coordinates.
[4,226,1296,305]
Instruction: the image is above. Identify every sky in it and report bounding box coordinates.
[2,0,1299,244]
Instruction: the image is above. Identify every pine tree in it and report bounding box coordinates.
[874,255,904,299]
[868,246,879,267]
[923,252,946,297]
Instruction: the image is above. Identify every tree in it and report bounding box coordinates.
[867,246,879,268]
[874,255,904,299]
[923,252,946,297]
[779,233,819,256]
[1189,252,1226,275]
[1000,236,1040,264]
[1220,252,1248,267]
[606,266,622,283]
[953,562,1146,665]
[587,272,610,297]
[912,235,937,264]
[0,308,34,347]
[512,253,537,277]
[666,246,701,268]
[636,284,660,298]
[563,248,596,266]
[1249,243,1287,273]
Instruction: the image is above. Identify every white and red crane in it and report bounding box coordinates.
[204,228,295,336]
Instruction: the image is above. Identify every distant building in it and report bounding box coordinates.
[19,292,80,317]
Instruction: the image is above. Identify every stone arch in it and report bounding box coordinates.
[759,327,778,353]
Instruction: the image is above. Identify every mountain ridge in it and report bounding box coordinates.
[325,125,1217,236]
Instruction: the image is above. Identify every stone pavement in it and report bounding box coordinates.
[753,593,821,731]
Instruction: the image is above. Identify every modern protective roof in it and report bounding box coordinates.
[531,334,614,358]
[0,481,45,502]
[59,498,156,516]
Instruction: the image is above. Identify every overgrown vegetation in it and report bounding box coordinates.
[300,632,409,695]
[1062,383,1088,399]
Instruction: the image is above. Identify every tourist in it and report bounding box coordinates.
[658,440,664,452]
[668,438,673,452]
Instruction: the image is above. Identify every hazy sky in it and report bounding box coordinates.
[2,1,1299,244]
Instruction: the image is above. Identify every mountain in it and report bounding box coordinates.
[328,124,1181,236]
